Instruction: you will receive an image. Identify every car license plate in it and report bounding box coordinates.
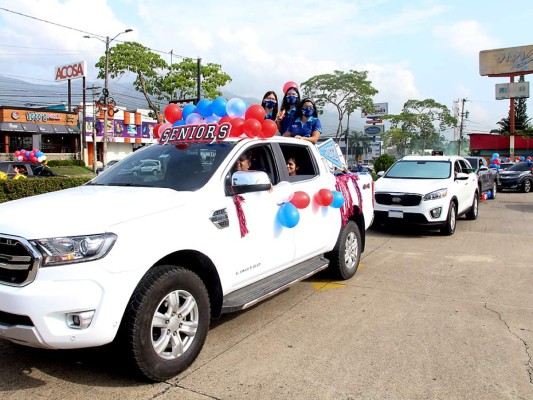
[388,210,403,219]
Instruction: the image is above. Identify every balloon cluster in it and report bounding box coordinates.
[13,148,47,163]
[274,183,345,228]
[153,98,278,140]
[489,153,501,169]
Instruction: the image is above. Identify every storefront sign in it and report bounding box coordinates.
[480,45,533,76]
[54,61,87,81]
[25,112,61,122]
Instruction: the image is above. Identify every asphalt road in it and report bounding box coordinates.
[1,192,532,399]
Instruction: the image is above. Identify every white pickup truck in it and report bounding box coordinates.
[0,126,373,381]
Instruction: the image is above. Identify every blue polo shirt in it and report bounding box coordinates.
[265,110,274,120]
[279,108,297,133]
[287,117,322,138]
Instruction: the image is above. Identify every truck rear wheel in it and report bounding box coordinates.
[326,221,361,280]
[119,265,210,382]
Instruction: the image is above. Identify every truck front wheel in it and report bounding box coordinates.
[119,265,210,382]
[326,221,361,280]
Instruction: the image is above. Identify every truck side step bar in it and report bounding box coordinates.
[221,255,329,313]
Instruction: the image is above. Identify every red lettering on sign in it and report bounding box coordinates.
[55,62,86,81]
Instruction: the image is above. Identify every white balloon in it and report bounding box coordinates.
[273,181,294,204]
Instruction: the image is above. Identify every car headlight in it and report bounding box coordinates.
[31,233,117,267]
[423,188,448,201]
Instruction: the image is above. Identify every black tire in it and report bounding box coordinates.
[522,179,532,193]
[118,265,210,382]
[465,193,479,220]
[326,221,361,280]
[440,201,457,236]
[489,182,497,200]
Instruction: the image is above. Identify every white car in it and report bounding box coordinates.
[373,155,479,235]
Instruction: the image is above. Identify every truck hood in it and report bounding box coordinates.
[0,185,189,239]
[374,177,449,195]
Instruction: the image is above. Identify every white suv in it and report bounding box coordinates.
[373,155,479,235]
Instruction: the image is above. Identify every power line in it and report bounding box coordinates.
[0,6,194,60]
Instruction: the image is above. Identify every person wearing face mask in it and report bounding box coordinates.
[261,91,279,121]
[283,98,322,144]
[277,86,300,134]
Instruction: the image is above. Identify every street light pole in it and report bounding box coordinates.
[85,29,132,169]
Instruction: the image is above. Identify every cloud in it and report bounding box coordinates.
[433,20,500,57]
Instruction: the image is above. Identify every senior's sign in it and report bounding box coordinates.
[479,45,533,76]
[54,61,87,81]
[159,123,231,144]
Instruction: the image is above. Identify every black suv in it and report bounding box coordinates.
[497,161,533,193]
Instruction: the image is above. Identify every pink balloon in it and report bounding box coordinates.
[283,81,299,94]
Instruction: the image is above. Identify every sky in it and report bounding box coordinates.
[0,0,531,138]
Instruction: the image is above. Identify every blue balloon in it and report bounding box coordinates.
[492,153,500,159]
[197,98,213,118]
[330,190,345,208]
[211,97,228,117]
[35,151,44,157]
[173,119,185,126]
[226,98,246,118]
[182,104,197,120]
[277,202,300,228]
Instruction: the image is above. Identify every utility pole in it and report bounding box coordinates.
[458,98,468,156]
[87,85,101,173]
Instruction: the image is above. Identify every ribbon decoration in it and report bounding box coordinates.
[334,173,363,226]
[233,194,249,238]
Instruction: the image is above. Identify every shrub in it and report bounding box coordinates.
[373,154,396,174]
[46,160,86,167]
[0,176,91,203]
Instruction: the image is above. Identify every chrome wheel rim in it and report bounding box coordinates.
[344,231,358,270]
[450,205,456,231]
[151,290,199,360]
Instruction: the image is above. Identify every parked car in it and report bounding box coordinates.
[497,161,533,193]
[132,159,162,175]
[0,161,60,178]
[96,159,120,175]
[464,156,498,199]
[373,155,479,235]
[499,162,514,170]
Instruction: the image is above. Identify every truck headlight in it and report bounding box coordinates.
[31,233,117,266]
[423,188,448,201]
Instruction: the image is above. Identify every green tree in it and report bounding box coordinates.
[154,58,231,103]
[96,41,167,119]
[381,126,413,157]
[96,42,232,119]
[382,99,457,153]
[300,70,378,140]
[373,154,396,174]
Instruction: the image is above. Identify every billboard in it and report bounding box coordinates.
[361,102,388,118]
[479,45,533,76]
[495,82,530,100]
[55,61,87,81]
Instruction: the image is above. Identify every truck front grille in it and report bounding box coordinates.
[0,235,41,287]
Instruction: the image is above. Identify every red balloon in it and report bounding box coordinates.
[260,119,278,138]
[283,81,299,94]
[245,104,266,122]
[153,123,161,139]
[315,189,334,206]
[14,150,20,156]
[290,191,310,209]
[164,104,183,124]
[229,118,245,137]
[243,119,262,138]
[218,116,232,125]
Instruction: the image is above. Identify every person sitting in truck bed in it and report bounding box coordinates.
[283,98,322,144]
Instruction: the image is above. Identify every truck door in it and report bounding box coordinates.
[223,144,295,290]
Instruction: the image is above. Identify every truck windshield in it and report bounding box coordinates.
[385,160,451,179]
[90,142,233,191]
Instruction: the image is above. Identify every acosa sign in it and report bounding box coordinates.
[55,61,87,81]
